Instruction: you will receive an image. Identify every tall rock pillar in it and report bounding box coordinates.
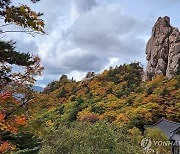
[144,16,180,80]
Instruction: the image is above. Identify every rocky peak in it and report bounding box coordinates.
[85,72,96,78]
[144,16,180,80]
[152,16,171,37]
[81,72,96,83]
[59,75,68,81]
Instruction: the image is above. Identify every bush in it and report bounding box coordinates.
[144,128,171,153]
[79,113,99,123]
[39,122,143,154]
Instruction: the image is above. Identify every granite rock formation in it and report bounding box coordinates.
[82,72,96,83]
[144,16,180,80]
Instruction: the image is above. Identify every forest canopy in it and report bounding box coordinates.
[0,1,179,153]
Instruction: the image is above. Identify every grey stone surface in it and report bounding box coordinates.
[82,72,96,83]
[144,16,180,80]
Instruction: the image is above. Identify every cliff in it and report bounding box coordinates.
[144,16,180,80]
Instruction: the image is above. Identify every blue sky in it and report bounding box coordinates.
[9,0,180,87]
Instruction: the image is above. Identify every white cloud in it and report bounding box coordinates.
[67,70,87,81]
[103,57,119,70]
[8,0,180,86]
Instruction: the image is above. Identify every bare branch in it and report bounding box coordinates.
[4,93,34,120]
[0,93,10,99]
[1,30,34,33]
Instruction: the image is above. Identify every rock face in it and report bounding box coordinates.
[82,72,96,83]
[144,16,180,80]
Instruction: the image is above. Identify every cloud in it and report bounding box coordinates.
[149,0,180,4]
[16,40,39,54]
[43,48,109,74]
[67,70,87,81]
[72,0,97,13]
[69,3,148,57]
[9,0,159,86]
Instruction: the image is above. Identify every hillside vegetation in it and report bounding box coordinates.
[24,62,179,153]
[31,62,179,129]
[1,62,179,153]
[0,1,178,153]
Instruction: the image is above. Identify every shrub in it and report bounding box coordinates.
[39,122,143,154]
[79,113,99,123]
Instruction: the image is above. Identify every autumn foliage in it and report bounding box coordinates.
[31,63,179,131]
[1,61,179,153]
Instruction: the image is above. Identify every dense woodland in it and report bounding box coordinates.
[0,0,179,153]
[1,62,179,153]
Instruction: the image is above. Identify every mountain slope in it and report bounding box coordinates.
[31,62,180,131]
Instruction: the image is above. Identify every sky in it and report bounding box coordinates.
[7,0,180,87]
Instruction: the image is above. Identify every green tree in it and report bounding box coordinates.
[40,122,143,154]
[0,0,44,93]
[0,0,44,113]
[0,0,44,34]
[0,0,44,152]
[144,128,171,153]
